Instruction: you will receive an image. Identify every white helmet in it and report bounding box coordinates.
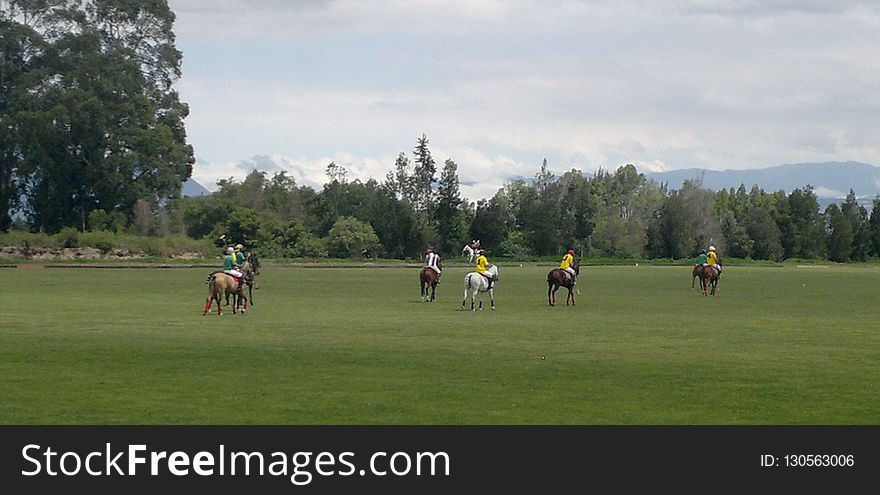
[708,245,716,251]
[226,247,234,254]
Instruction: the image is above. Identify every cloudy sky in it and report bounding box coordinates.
[169,0,880,201]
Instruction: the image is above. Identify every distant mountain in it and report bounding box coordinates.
[182,178,211,197]
[646,162,880,202]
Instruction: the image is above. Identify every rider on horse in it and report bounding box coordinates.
[475,249,493,288]
[234,243,246,266]
[224,246,243,280]
[425,247,442,283]
[707,245,721,275]
[696,249,708,267]
[560,248,577,285]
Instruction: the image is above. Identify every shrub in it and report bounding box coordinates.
[79,231,116,253]
[55,227,80,248]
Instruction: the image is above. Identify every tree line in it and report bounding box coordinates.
[172,139,880,262]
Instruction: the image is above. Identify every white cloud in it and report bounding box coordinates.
[812,186,847,198]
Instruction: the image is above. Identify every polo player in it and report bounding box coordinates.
[425,247,442,283]
[560,249,577,284]
[475,249,493,288]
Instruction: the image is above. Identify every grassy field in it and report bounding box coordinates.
[1,264,878,424]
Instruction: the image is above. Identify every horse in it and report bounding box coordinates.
[462,244,476,264]
[461,265,499,311]
[420,267,440,302]
[241,253,261,305]
[547,261,580,306]
[692,264,703,290]
[203,272,247,315]
[697,260,722,296]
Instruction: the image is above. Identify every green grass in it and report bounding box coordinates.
[1,264,878,424]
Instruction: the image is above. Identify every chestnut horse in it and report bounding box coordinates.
[694,261,722,296]
[204,272,247,315]
[420,267,440,302]
[547,261,579,306]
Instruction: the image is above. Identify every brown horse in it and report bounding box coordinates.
[420,267,440,302]
[239,256,259,306]
[692,264,703,290]
[696,261,722,296]
[547,261,579,306]
[203,273,247,315]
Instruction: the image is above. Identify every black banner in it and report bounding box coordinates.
[1,426,876,492]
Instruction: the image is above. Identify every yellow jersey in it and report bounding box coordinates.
[707,251,718,265]
[560,253,574,270]
[475,255,488,273]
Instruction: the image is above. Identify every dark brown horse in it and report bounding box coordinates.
[241,253,260,305]
[420,267,440,302]
[547,261,579,306]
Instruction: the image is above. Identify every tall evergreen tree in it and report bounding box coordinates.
[434,159,465,255]
[825,203,853,262]
[868,196,880,257]
[411,133,436,214]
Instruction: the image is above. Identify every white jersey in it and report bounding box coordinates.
[425,252,441,274]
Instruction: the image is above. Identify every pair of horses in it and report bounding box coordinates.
[692,261,722,296]
[547,261,580,306]
[203,254,261,315]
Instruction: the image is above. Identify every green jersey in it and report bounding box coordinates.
[696,253,707,265]
[224,254,235,270]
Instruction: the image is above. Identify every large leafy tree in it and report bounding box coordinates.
[2,0,193,232]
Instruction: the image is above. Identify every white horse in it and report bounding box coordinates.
[461,265,499,311]
[462,244,476,264]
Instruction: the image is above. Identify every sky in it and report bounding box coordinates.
[169,0,880,201]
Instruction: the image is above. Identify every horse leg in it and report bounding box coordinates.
[249,282,254,306]
[431,282,436,302]
[548,282,554,306]
[204,296,213,315]
[567,287,574,306]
